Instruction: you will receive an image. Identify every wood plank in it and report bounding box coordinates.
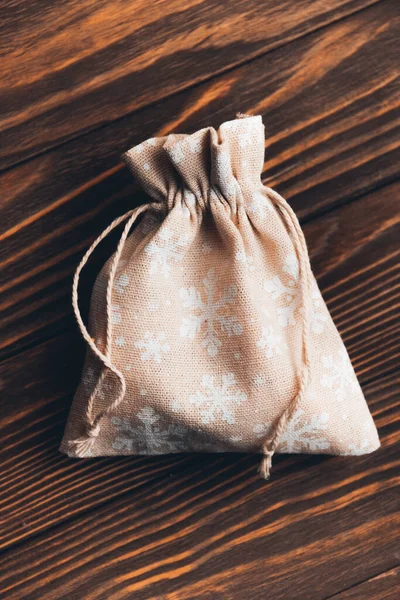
[326,567,400,599]
[0,370,398,600]
[0,182,399,554]
[0,0,384,169]
[1,1,398,358]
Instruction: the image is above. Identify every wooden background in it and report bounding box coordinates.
[0,0,399,598]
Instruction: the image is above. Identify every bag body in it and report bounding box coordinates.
[60,115,379,477]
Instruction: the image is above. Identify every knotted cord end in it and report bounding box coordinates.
[68,423,100,458]
[259,449,274,480]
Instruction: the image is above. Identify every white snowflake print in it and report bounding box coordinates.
[247,191,273,217]
[235,250,256,272]
[110,304,122,324]
[147,301,160,312]
[201,242,212,254]
[253,422,271,438]
[111,408,188,454]
[320,347,359,403]
[184,190,196,208]
[115,335,125,348]
[187,136,201,154]
[214,150,236,197]
[253,374,265,387]
[189,373,247,425]
[257,325,287,359]
[114,273,129,295]
[345,440,374,456]
[82,366,97,394]
[264,254,327,332]
[226,118,260,149]
[145,227,189,279]
[179,268,243,356]
[134,138,157,155]
[254,409,330,453]
[343,422,378,455]
[135,332,171,363]
[169,141,185,164]
[310,287,329,334]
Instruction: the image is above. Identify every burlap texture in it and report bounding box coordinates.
[60,115,380,459]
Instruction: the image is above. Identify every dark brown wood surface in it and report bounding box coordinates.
[0,0,399,598]
[0,0,386,169]
[1,0,399,359]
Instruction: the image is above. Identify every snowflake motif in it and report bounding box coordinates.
[115,335,125,348]
[111,408,188,454]
[110,304,122,324]
[253,409,330,453]
[135,332,171,363]
[147,301,159,312]
[114,273,129,295]
[253,422,271,438]
[168,141,185,164]
[342,422,378,455]
[238,120,260,148]
[96,379,113,401]
[189,373,247,425]
[253,374,265,387]
[214,150,236,196]
[187,136,201,154]
[235,250,256,272]
[345,440,374,456]
[145,227,189,279]
[82,366,97,394]
[264,254,327,332]
[134,138,157,154]
[184,190,197,207]
[257,325,287,358]
[179,268,243,356]
[247,191,273,217]
[201,242,212,254]
[310,287,329,334]
[223,118,259,149]
[134,142,145,154]
[320,347,359,403]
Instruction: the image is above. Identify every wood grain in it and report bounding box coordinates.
[1,2,399,596]
[0,0,384,169]
[0,370,398,600]
[1,1,398,359]
[327,567,400,599]
[0,182,398,555]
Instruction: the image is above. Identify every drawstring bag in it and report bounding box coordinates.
[60,114,380,479]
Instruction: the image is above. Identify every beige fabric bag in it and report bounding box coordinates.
[60,114,380,478]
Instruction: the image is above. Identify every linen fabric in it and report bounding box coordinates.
[60,115,380,468]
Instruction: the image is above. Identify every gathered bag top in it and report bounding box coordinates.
[60,114,380,479]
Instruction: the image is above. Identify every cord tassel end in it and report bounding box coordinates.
[259,450,274,480]
[68,423,100,458]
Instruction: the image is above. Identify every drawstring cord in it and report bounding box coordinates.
[69,202,159,457]
[258,187,313,479]
[69,183,311,475]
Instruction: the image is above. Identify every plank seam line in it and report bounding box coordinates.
[0,0,385,175]
[0,367,397,561]
[322,562,400,599]
[0,454,251,559]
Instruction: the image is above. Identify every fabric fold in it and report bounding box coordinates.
[61,114,380,479]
